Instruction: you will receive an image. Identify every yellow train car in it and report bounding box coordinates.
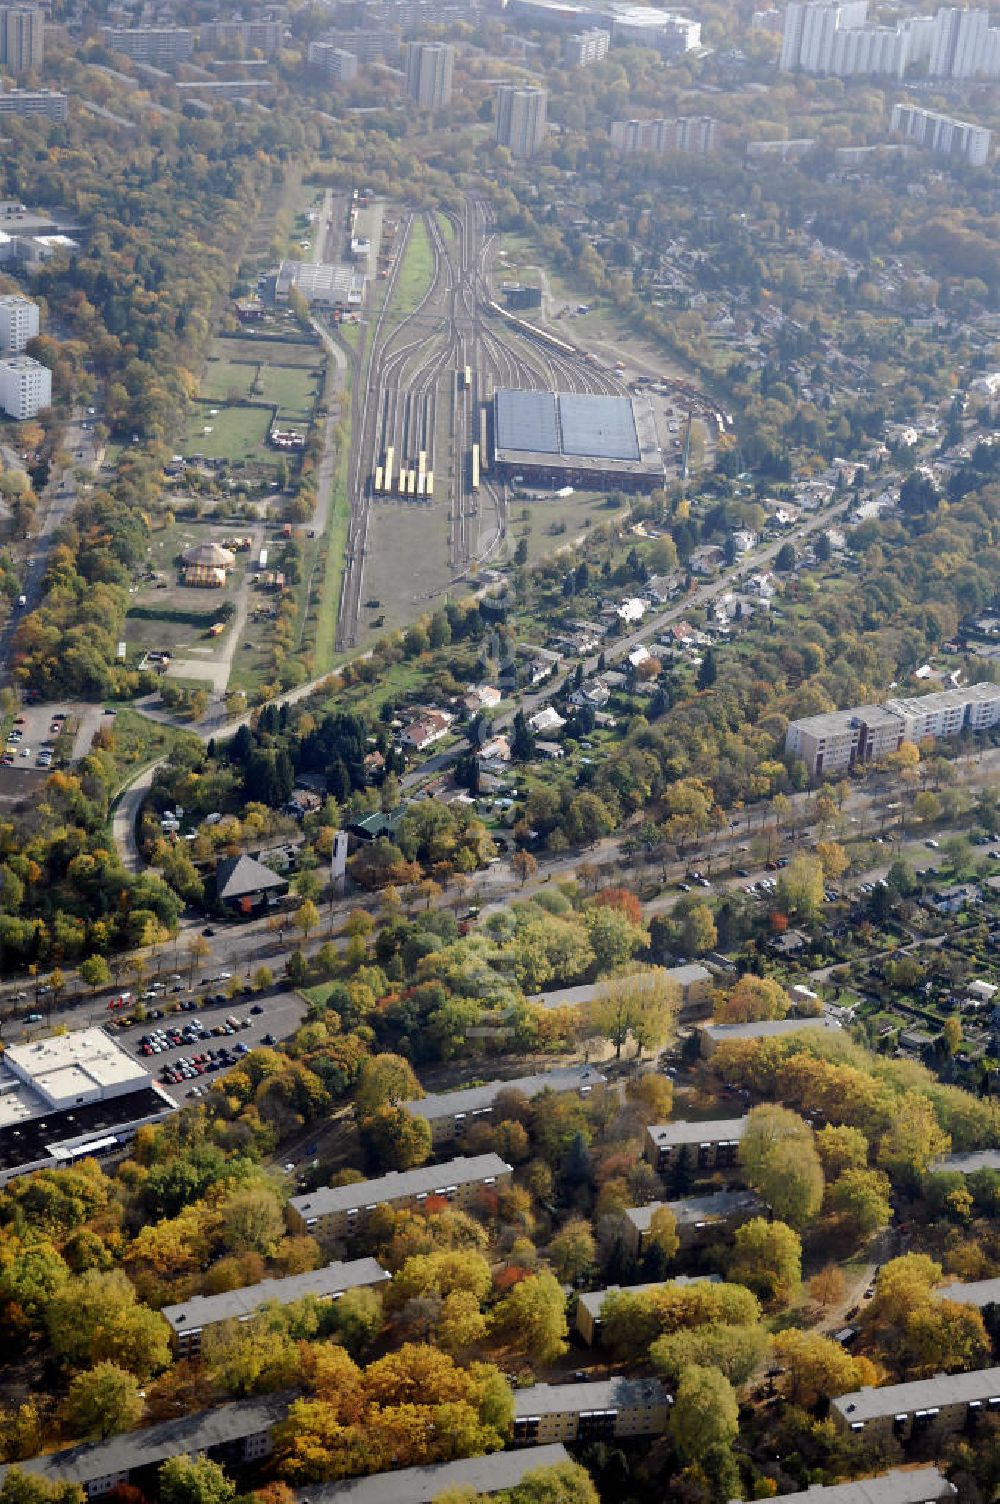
[374,465,383,494]
[471,444,480,491]
[425,472,434,498]
[384,446,394,495]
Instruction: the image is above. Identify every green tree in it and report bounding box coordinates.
[221,1187,285,1255]
[668,1365,739,1463]
[829,1168,893,1238]
[876,1095,950,1189]
[651,1323,770,1388]
[361,1105,432,1171]
[79,955,112,995]
[680,903,717,956]
[777,853,824,921]
[491,1271,568,1365]
[60,1363,143,1440]
[728,1218,801,1306]
[739,1106,824,1229]
[355,1054,423,1117]
[548,1219,596,1282]
[158,1455,236,1504]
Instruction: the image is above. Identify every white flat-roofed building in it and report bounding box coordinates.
[832,1365,1000,1442]
[18,233,79,265]
[405,41,453,108]
[644,1116,748,1174]
[99,26,194,64]
[0,7,44,74]
[891,102,992,166]
[275,258,364,309]
[784,705,903,779]
[287,1153,513,1242]
[4,1028,150,1108]
[495,84,547,159]
[401,1065,606,1148]
[308,42,358,81]
[740,1468,956,1504]
[623,1190,765,1256]
[513,1377,669,1445]
[611,116,717,155]
[162,1258,390,1356]
[0,351,49,418]
[0,292,37,352]
[564,26,610,64]
[0,88,66,121]
[885,682,1000,740]
[576,1275,718,1344]
[932,1150,1000,1176]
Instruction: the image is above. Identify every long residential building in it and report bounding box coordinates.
[512,1378,669,1446]
[198,21,282,56]
[0,87,65,120]
[832,1366,1000,1442]
[891,103,992,167]
[611,115,716,155]
[699,1015,842,1056]
[161,1259,390,1356]
[0,6,43,74]
[564,27,610,64]
[98,26,194,64]
[287,1153,513,1242]
[742,1470,956,1504]
[307,42,359,81]
[531,962,712,1020]
[0,1395,289,1499]
[928,6,1000,79]
[644,1116,748,1174]
[623,1189,765,1256]
[575,1275,718,1344]
[931,1277,1000,1309]
[290,1447,573,1504]
[401,1065,607,1148]
[786,682,1000,779]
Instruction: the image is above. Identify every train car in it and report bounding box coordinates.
[407,470,416,496]
[464,364,472,391]
[384,446,394,495]
[479,408,488,472]
[398,468,408,497]
[418,449,427,477]
[417,472,426,498]
[374,465,383,494]
[425,471,433,498]
[471,444,480,491]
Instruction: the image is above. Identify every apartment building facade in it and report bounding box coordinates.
[575,1275,718,1345]
[0,6,43,74]
[0,353,50,417]
[611,115,717,155]
[287,1154,512,1243]
[644,1116,748,1175]
[495,85,547,158]
[833,1366,1000,1443]
[162,1259,390,1357]
[563,27,610,64]
[0,292,38,353]
[784,705,903,779]
[623,1190,764,1257]
[99,27,194,64]
[890,104,992,166]
[512,1378,670,1446]
[405,41,453,108]
[0,88,65,121]
[402,1065,606,1149]
[198,21,282,56]
[307,42,359,81]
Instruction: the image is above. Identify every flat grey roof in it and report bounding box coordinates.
[560,392,639,460]
[626,1190,764,1235]
[833,1366,1000,1424]
[0,1395,290,1489]
[514,1377,668,1417]
[161,1259,390,1334]
[932,1278,1000,1308]
[288,1446,571,1504]
[289,1153,512,1221]
[646,1116,749,1150]
[886,683,1000,717]
[495,388,559,454]
[577,1275,718,1319]
[702,1016,841,1042]
[733,1467,955,1504]
[401,1065,606,1124]
[530,966,693,1011]
[931,1151,1000,1175]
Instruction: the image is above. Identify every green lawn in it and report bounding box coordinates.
[104,707,200,795]
[389,217,434,324]
[256,364,321,422]
[184,403,273,464]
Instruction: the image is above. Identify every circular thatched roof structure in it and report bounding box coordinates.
[182,541,236,569]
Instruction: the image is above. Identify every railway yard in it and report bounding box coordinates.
[336,194,727,652]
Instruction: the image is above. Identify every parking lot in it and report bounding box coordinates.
[108,986,308,1102]
[0,703,69,776]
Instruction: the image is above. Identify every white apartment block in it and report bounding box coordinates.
[929,6,1000,79]
[286,1153,513,1243]
[0,88,65,120]
[784,705,903,779]
[782,0,999,77]
[780,0,868,71]
[405,41,453,109]
[884,683,1000,742]
[495,85,547,159]
[98,27,194,65]
[0,6,43,74]
[307,42,358,81]
[891,103,992,167]
[611,116,717,155]
[0,352,49,418]
[198,21,282,56]
[0,293,37,353]
[564,27,610,65]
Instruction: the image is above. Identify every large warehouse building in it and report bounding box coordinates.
[492,388,663,490]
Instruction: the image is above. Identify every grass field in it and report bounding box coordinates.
[389,217,434,324]
[184,403,273,464]
[256,364,321,422]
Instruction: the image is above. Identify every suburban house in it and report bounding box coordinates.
[400,710,452,751]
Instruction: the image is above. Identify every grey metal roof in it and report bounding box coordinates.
[931,1150,1000,1175]
[932,1278,1000,1308]
[0,1395,291,1489]
[625,1189,765,1234]
[216,853,287,900]
[702,1016,841,1042]
[288,1154,512,1221]
[646,1116,749,1150]
[161,1259,390,1334]
[289,1446,571,1504]
[577,1275,719,1320]
[733,1467,955,1504]
[495,388,559,454]
[833,1366,1000,1424]
[401,1065,606,1124]
[514,1377,667,1417]
[559,392,639,460]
